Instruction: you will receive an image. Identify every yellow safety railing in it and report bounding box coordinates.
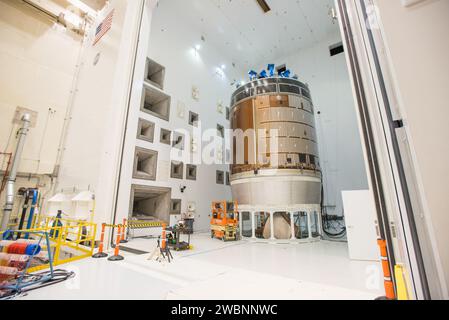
[23,216,97,272]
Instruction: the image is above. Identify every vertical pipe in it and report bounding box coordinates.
[1,114,31,233]
[0,153,12,193]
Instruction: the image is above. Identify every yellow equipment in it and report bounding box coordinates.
[210,201,239,242]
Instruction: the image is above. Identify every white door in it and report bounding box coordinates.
[342,190,379,261]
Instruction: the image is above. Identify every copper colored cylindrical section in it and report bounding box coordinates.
[229,78,322,207]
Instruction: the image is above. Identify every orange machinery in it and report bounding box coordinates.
[210,201,240,241]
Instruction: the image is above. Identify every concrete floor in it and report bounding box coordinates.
[19,233,384,300]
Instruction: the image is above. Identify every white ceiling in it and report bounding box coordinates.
[153,0,338,72]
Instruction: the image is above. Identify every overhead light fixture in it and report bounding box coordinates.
[256,0,271,13]
[221,64,226,70]
[329,7,338,24]
[68,0,98,17]
[192,44,202,58]
[215,67,225,79]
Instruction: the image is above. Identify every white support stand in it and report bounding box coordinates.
[307,210,312,239]
[239,212,243,238]
[290,212,296,240]
[237,204,321,244]
[317,210,323,238]
[251,211,256,239]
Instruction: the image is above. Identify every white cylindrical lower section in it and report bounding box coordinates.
[231,172,321,208]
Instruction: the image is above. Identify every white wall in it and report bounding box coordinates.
[0,0,83,222]
[114,0,244,232]
[374,0,449,298]
[56,0,146,230]
[265,32,369,216]
[0,0,82,175]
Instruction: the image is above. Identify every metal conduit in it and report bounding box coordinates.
[1,114,31,233]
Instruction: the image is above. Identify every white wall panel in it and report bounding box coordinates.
[0,0,82,175]
[114,0,246,232]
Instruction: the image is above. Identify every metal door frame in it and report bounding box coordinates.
[335,0,448,299]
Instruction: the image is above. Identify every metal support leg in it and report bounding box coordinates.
[239,212,243,238]
[317,210,323,238]
[307,210,312,239]
[290,212,296,240]
[251,212,256,239]
[270,212,275,240]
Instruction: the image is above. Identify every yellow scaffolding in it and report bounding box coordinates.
[22,216,97,272]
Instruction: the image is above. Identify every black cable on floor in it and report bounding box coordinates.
[0,269,75,300]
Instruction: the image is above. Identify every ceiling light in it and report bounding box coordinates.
[195,44,201,50]
[221,64,226,70]
[215,67,225,79]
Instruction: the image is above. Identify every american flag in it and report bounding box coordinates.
[93,9,114,46]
